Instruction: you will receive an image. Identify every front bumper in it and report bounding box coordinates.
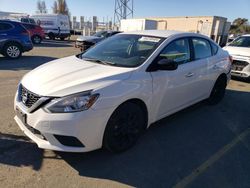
[14,97,113,152]
[231,71,250,78]
[231,57,250,78]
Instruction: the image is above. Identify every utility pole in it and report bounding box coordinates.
[114,0,134,27]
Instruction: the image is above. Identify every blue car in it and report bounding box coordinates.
[0,20,33,59]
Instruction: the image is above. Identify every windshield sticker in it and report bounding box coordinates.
[139,37,161,43]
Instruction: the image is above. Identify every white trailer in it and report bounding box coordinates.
[31,14,70,40]
[120,19,157,32]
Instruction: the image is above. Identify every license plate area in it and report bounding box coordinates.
[16,106,27,124]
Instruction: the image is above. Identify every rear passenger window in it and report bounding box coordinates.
[192,38,212,59]
[211,42,218,55]
[159,38,190,64]
[0,23,13,31]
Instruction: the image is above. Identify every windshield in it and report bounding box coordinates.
[229,36,250,47]
[93,31,107,37]
[79,34,164,67]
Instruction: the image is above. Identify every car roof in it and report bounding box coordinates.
[0,19,21,24]
[120,30,216,43]
[121,30,186,38]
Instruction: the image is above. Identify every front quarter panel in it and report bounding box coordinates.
[92,70,153,125]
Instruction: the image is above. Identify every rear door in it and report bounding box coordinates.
[58,15,70,34]
[190,37,214,98]
[0,22,13,48]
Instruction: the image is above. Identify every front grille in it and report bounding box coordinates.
[231,60,249,71]
[20,85,41,108]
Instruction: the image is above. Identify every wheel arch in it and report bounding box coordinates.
[108,98,149,130]
[125,98,149,129]
[32,34,41,38]
[3,40,23,52]
[216,73,227,85]
[102,98,149,152]
[208,73,227,95]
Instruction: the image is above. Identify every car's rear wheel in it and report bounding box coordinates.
[3,42,22,59]
[32,35,42,44]
[103,102,146,153]
[207,76,227,105]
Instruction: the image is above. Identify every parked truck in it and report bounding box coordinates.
[31,14,70,40]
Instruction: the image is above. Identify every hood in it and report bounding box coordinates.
[21,56,134,97]
[223,46,250,58]
[76,36,101,42]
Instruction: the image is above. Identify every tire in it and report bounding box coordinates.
[207,76,227,105]
[103,102,146,153]
[3,42,22,59]
[48,33,55,40]
[60,37,65,41]
[32,35,42,44]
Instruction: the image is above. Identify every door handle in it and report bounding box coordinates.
[185,72,194,77]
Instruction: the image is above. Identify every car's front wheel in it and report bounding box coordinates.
[3,42,22,59]
[103,102,146,153]
[208,75,227,105]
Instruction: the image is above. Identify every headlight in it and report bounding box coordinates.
[44,91,99,113]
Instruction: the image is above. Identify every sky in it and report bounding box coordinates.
[0,0,250,22]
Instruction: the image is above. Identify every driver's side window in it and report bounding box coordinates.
[159,38,190,65]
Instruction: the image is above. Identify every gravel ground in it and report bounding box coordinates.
[0,39,250,188]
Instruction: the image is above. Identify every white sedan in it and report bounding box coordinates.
[223,34,250,79]
[14,30,231,153]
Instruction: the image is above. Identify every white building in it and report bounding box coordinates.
[120,16,231,46]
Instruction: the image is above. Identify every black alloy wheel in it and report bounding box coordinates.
[103,102,146,153]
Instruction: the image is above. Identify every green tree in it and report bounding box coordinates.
[233,18,248,26]
[52,0,70,15]
[37,0,47,14]
[230,18,250,34]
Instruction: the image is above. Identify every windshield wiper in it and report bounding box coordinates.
[82,57,117,66]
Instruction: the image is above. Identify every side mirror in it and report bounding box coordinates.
[157,58,178,70]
